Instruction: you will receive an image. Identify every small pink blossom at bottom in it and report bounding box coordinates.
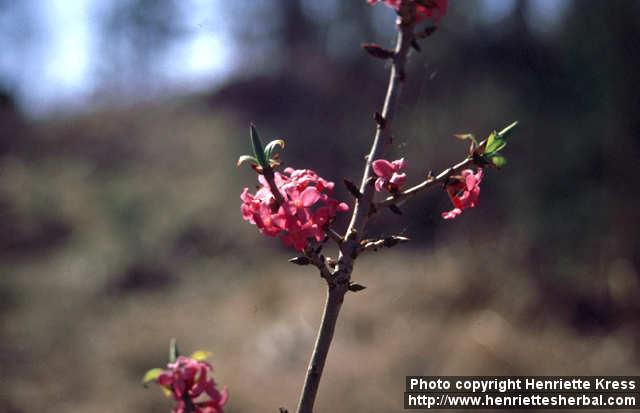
[372,158,407,193]
[172,400,227,413]
[241,167,349,251]
[441,168,483,220]
[156,356,228,413]
[367,0,448,22]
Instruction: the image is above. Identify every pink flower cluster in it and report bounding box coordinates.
[367,0,448,22]
[241,168,349,251]
[441,168,483,220]
[157,356,228,413]
[372,158,407,193]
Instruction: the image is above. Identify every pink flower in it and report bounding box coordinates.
[367,0,448,22]
[441,168,483,220]
[372,158,407,193]
[157,356,228,413]
[241,167,349,251]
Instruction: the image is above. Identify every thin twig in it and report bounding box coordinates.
[359,235,411,253]
[326,228,344,245]
[295,5,415,412]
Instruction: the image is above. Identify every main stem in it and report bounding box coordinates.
[295,283,347,413]
[295,16,414,413]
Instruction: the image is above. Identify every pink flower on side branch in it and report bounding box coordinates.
[367,0,448,23]
[157,356,228,413]
[240,167,349,251]
[372,158,407,193]
[441,168,483,220]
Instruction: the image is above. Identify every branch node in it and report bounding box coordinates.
[410,38,421,52]
[383,235,410,247]
[362,43,395,60]
[289,256,310,266]
[348,283,367,293]
[389,204,403,215]
[374,111,386,129]
[343,178,362,200]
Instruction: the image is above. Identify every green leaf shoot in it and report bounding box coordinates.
[264,139,285,160]
[169,338,179,363]
[142,368,164,387]
[490,154,507,168]
[237,155,259,167]
[485,131,507,155]
[190,350,213,362]
[250,124,268,168]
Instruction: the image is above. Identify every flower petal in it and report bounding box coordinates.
[372,159,395,179]
[299,187,321,207]
[465,173,477,191]
[441,208,462,220]
[389,172,406,187]
[374,177,385,192]
[391,158,407,171]
[474,168,484,182]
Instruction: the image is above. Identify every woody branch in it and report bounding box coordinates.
[295,3,416,412]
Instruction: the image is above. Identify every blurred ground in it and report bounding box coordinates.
[1,1,640,412]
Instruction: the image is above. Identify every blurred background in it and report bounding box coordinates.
[1,0,639,411]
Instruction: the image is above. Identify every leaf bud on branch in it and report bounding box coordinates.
[362,43,395,60]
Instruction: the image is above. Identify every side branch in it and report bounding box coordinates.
[375,157,473,210]
[374,133,493,211]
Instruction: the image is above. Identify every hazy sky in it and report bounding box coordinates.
[0,0,234,116]
[0,0,568,118]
